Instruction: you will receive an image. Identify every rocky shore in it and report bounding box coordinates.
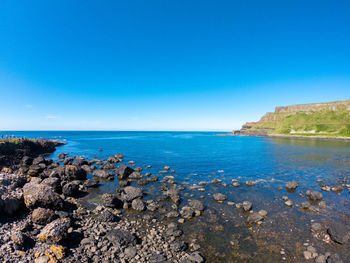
[0,139,349,262]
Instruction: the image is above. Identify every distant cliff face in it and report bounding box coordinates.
[236,100,350,137]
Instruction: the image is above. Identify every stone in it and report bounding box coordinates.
[121,186,143,202]
[100,193,123,209]
[131,199,145,211]
[188,199,204,211]
[116,164,134,180]
[331,185,343,193]
[32,207,56,225]
[83,178,99,188]
[246,181,256,186]
[172,241,188,252]
[62,181,80,197]
[211,179,222,184]
[124,247,137,259]
[247,212,263,224]
[56,165,87,180]
[285,200,293,207]
[11,231,25,246]
[302,202,311,209]
[37,218,71,243]
[315,255,326,263]
[180,206,195,219]
[106,229,136,247]
[98,210,118,222]
[242,201,252,211]
[306,190,323,201]
[311,222,322,232]
[327,223,350,244]
[213,193,227,202]
[186,252,204,263]
[93,170,114,180]
[286,181,298,192]
[23,182,63,210]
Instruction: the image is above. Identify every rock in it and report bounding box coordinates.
[131,199,145,211]
[164,166,170,170]
[282,196,288,201]
[227,201,235,206]
[327,223,350,244]
[306,190,323,201]
[41,177,60,191]
[11,231,25,246]
[247,212,263,224]
[166,211,179,218]
[124,247,137,259]
[186,252,204,263]
[121,186,143,202]
[0,188,24,216]
[32,207,56,225]
[326,254,343,263]
[213,193,227,202]
[246,181,256,186]
[315,255,326,263]
[81,164,92,174]
[97,210,118,222]
[302,201,311,209]
[286,181,299,192]
[303,250,312,260]
[129,171,143,180]
[93,170,114,180]
[172,241,188,252]
[58,153,67,159]
[242,201,252,211]
[37,218,71,243]
[106,229,136,247]
[21,156,34,166]
[331,185,343,193]
[56,165,87,180]
[116,164,134,180]
[232,182,240,187]
[164,188,180,204]
[188,199,204,211]
[166,223,183,237]
[258,210,268,217]
[35,256,49,263]
[211,179,222,184]
[83,178,99,188]
[23,182,63,210]
[311,222,322,232]
[180,206,195,219]
[285,200,293,207]
[62,181,80,197]
[100,193,123,209]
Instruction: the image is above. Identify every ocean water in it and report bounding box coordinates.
[7,131,350,262]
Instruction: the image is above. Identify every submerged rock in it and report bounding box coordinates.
[180,206,195,219]
[188,199,204,211]
[131,199,145,211]
[286,181,298,192]
[213,193,227,202]
[247,212,264,224]
[242,201,252,211]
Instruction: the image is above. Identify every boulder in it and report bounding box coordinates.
[0,189,24,216]
[242,201,252,211]
[83,178,99,188]
[128,171,143,180]
[213,193,227,202]
[93,170,114,180]
[97,210,118,222]
[180,206,195,219]
[56,165,86,180]
[188,199,204,211]
[62,181,80,197]
[306,190,323,201]
[121,186,143,202]
[116,164,134,180]
[32,207,56,225]
[327,223,350,244]
[23,182,63,210]
[106,229,136,247]
[37,218,71,243]
[286,181,299,192]
[41,177,61,192]
[131,199,145,211]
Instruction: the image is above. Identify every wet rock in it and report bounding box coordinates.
[58,153,67,159]
[232,182,240,187]
[23,182,63,210]
[302,202,311,209]
[166,223,183,237]
[166,210,179,218]
[41,177,60,192]
[128,171,143,180]
[306,190,323,201]
[247,212,263,224]
[81,164,92,174]
[93,170,114,180]
[164,166,170,170]
[246,181,256,187]
[131,199,145,211]
[116,164,134,180]
[97,210,118,222]
[37,218,71,243]
[258,210,268,217]
[327,223,350,244]
[315,255,326,263]
[32,207,56,225]
[285,200,293,207]
[180,206,195,219]
[286,181,299,192]
[331,185,343,193]
[311,222,322,232]
[213,193,227,202]
[56,165,86,180]
[172,241,188,252]
[100,193,123,209]
[186,252,204,263]
[83,178,99,188]
[164,187,180,204]
[188,199,204,211]
[21,156,34,166]
[242,201,252,211]
[106,229,136,247]
[211,179,222,184]
[326,254,343,263]
[62,181,80,197]
[121,186,143,202]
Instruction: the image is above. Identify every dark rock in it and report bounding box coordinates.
[63,157,74,165]
[83,178,99,188]
[37,218,71,243]
[164,188,180,205]
[213,193,227,202]
[97,210,118,222]
[116,164,134,180]
[23,182,63,210]
[41,177,61,192]
[326,254,343,263]
[58,153,68,159]
[131,199,145,211]
[11,231,26,246]
[242,201,252,212]
[21,156,33,166]
[306,190,323,201]
[81,164,92,174]
[247,212,264,224]
[93,170,114,180]
[180,206,195,219]
[172,241,188,252]
[62,181,80,197]
[106,229,136,247]
[129,171,143,180]
[32,207,56,225]
[56,165,87,180]
[188,199,204,211]
[327,223,350,244]
[100,193,123,209]
[121,186,143,202]
[286,181,299,192]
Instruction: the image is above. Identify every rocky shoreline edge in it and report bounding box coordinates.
[215,133,350,141]
[0,138,348,263]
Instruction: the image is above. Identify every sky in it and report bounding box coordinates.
[0,0,349,131]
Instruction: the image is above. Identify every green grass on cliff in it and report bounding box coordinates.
[251,107,350,137]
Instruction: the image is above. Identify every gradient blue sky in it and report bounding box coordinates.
[0,0,349,131]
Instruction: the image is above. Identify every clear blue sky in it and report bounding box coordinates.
[0,0,349,131]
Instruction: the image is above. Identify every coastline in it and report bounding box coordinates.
[215,133,350,141]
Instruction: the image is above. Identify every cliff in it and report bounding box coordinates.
[236,100,350,138]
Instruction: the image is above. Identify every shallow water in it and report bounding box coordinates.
[8,131,350,262]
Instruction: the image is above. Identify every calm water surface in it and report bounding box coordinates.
[8,131,350,262]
